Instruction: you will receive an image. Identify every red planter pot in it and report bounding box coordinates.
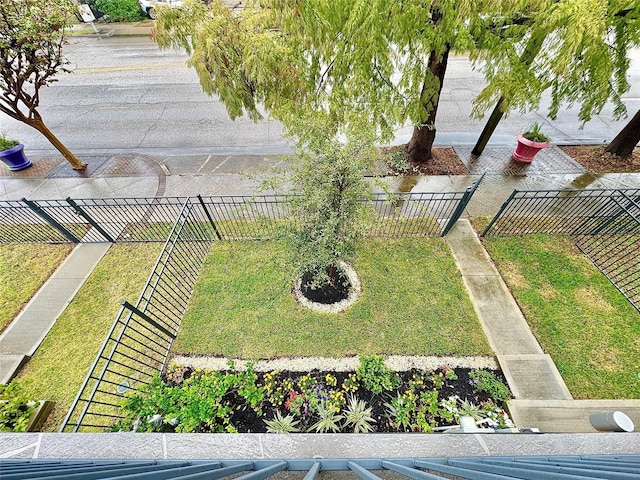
[0,144,32,171]
[511,134,549,163]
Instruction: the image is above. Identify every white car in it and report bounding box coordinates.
[138,0,183,19]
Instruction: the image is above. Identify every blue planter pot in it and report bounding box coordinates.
[0,144,32,171]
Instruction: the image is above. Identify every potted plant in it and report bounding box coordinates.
[511,122,550,163]
[0,134,32,171]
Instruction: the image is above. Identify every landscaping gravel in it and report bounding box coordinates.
[171,355,499,372]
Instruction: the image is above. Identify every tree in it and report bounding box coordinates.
[0,0,87,170]
[606,109,640,158]
[280,116,377,290]
[154,0,548,164]
[472,0,640,154]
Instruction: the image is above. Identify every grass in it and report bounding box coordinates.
[482,234,640,399]
[173,238,492,358]
[0,243,73,334]
[15,243,163,431]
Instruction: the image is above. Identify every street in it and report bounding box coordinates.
[1,35,639,155]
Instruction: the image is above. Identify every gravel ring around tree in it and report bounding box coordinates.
[292,260,362,313]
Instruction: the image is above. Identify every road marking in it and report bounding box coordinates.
[71,63,187,74]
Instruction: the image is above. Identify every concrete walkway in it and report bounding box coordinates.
[0,243,111,384]
[446,219,640,432]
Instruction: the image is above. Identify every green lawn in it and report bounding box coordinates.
[16,243,163,431]
[482,234,640,399]
[0,243,73,334]
[173,238,492,358]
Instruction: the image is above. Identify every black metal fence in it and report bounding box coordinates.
[60,200,215,432]
[1,179,483,244]
[57,179,483,432]
[573,192,640,312]
[483,187,640,313]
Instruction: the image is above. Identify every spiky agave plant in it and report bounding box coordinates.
[343,396,375,433]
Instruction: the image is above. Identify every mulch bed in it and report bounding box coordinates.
[380,145,470,176]
[381,144,640,176]
[559,145,640,173]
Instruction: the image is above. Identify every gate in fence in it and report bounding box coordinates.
[60,200,215,432]
[483,187,640,313]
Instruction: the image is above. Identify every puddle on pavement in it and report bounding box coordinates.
[569,172,603,189]
[391,175,421,208]
[398,175,420,193]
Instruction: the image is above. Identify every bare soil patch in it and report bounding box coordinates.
[559,145,640,173]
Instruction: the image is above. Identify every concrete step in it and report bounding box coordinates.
[508,399,640,433]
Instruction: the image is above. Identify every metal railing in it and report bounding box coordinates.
[574,192,640,313]
[61,200,215,432]
[1,179,483,244]
[482,188,640,236]
[3,455,640,479]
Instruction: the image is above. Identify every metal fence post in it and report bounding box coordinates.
[197,194,222,240]
[65,197,115,243]
[481,189,519,237]
[441,173,485,236]
[21,198,81,243]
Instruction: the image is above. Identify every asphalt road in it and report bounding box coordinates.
[1,35,639,155]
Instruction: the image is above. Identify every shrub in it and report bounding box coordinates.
[469,370,511,403]
[0,381,39,432]
[95,0,144,22]
[356,354,399,394]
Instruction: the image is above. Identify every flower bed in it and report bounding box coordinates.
[114,355,513,433]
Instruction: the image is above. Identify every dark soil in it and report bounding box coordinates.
[226,368,504,433]
[300,268,350,304]
[560,145,640,173]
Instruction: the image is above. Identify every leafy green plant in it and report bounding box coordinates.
[0,381,39,432]
[309,407,343,433]
[522,122,550,143]
[457,398,483,421]
[264,411,300,433]
[0,134,19,151]
[356,355,398,395]
[385,394,413,431]
[469,370,510,403]
[95,0,144,21]
[343,396,375,433]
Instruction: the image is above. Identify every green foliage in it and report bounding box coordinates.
[469,370,511,403]
[343,396,375,433]
[309,408,343,433]
[473,0,640,124]
[264,410,300,433]
[0,0,74,117]
[284,120,379,286]
[0,381,39,432]
[522,122,550,143]
[355,355,399,394]
[0,134,18,151]
[95,0,144,21]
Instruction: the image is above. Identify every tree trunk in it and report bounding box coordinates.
[26,117,87,170]
[472,98,506,156]
[472,35,545,155]
[407,45,450,164]
[606,109,640,158]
